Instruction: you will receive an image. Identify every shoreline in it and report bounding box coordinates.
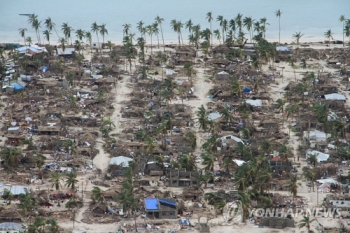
[0,37,345,47]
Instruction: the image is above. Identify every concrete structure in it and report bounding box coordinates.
[167,169,200,187]
[144,198,177,219]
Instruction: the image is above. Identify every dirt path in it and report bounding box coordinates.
[92,76,132,173]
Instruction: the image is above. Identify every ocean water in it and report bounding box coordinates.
[0,0,349,44]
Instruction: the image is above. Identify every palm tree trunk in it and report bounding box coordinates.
[180,31,183,45]
[210,21,212,49]
[156,34,160,48]
[278,18,281,44]
[222,28,224,44]
[160,25,165,51]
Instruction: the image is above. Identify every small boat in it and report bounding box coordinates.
[19,14,31,16]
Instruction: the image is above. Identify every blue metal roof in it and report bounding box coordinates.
[144,198,159,210]
[159,199,176,208]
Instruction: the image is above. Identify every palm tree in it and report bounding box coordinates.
[171,20,184,46]
[229,19,236,37]
[313,102,329,133]
[231,77,243,98]
[1,147,22,169]
[183,62,196,81]
[34,156,45,179]
[200,28,211,43]
[217,15,226,44]
[33,217,46,233]
[152,23,160,48]
[91,186,105,203]
[42,29,51,44]
[201,153,215,171]
[304,169,316,192]
[91,22,100,51]
[46,219,59,233]
[179,154,196,171]
[275,9,282,44]
[185,132,197,150]
[288,175,298,201]
[19,192,36,215]
[123,23,131,39]
[296,83,308,103]
[28,14,41,44]
[75,29,85,41]
[279,145,292,161]
[206,12,213,48]
[298,215,316,233]
[220,107,234,124]
[66,172,78,191]
[185,19,193,35]
[345,19,350,44]
[85,31,92,53]
[99,23,108,47]
[202,135,218,154]
[2,190,14,204]
[340,15,346,46]
[260,140,271,155]
[155,16,165,51]
[324,29,334,47]
[199,172,213,188]
[213,29,221,44]
[103,117,116,128]
[18,28,27,46]
[196,105,209,131]
[235,13,243,33]
[146,25,154,54]
[62,22,73,45]
[307,153,318,167]
[50,172,62,190]
[259,17,269,38]
[25,36,32,46]
[105,40,113,52]
[292,31,304,45]
[243,16,254,42]
[137,20,145,38]
[44,17,59,39]
[144,136,156,156]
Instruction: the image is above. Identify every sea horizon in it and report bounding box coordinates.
[0,0,349,45]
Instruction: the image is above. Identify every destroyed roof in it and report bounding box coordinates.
[9,185,30,195]
[324,93,346,100]
[306,150,330,162]
[57,47,75,55]
[245,99,262,107]
[0,222,26,231]
[37,126,60,132]
[109,156,133,167]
